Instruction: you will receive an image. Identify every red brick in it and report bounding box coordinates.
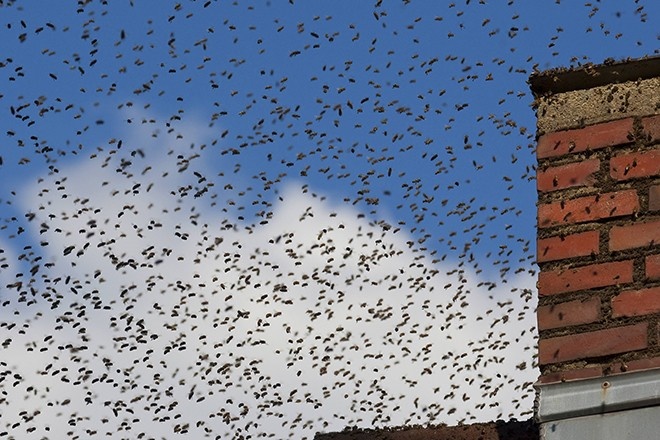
[612,287,660,318]
[542,356,660,382]
[538,322,648,365]
[538,260,633,296]
[538,190,639,228]
[537,230,600,263]
[537,159,600,192]
[609,219,660,251]
[611,356,660,375]
[650,185,660,212]
[537,118,634,159]
[647,254,660,280]
[642,114,660,143]
[538,297,601,330]
[538,366,604,384]
[610,149,660,181]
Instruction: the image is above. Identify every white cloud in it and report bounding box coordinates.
[1,113,537,439]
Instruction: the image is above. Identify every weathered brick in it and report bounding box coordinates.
[610,149,660,181]
[537,230,600,263]
[642,114,660,143]
[612,286,660,318]
[538,190,639,228]
[538,322,648,365]
[537,159,600,192]
[611,356,660,375]
[537,297,601,330]
[609,219,660,251]
[650,185,660,212]
[538,260,633,296]
[543,356,660,382]
[538,366,604,384]
[647,254,660,280]
[537,118,634,159]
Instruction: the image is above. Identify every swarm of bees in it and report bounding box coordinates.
[0,0,656,438]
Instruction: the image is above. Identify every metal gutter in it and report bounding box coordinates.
[536,368,660,423]
[540,406,660,440]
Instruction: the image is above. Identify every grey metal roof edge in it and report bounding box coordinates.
[540,406,660,440]
[529,55,660,98]
[535,368,660,423]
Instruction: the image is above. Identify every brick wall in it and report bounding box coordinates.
[536,114,660,383]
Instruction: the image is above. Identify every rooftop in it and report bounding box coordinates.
[314,419,538,440]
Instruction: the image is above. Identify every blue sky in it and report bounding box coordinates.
[0,1,658,438]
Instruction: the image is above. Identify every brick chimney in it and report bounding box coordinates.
[531,56,660,439]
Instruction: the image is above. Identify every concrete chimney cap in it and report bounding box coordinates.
[529,55,660,98]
